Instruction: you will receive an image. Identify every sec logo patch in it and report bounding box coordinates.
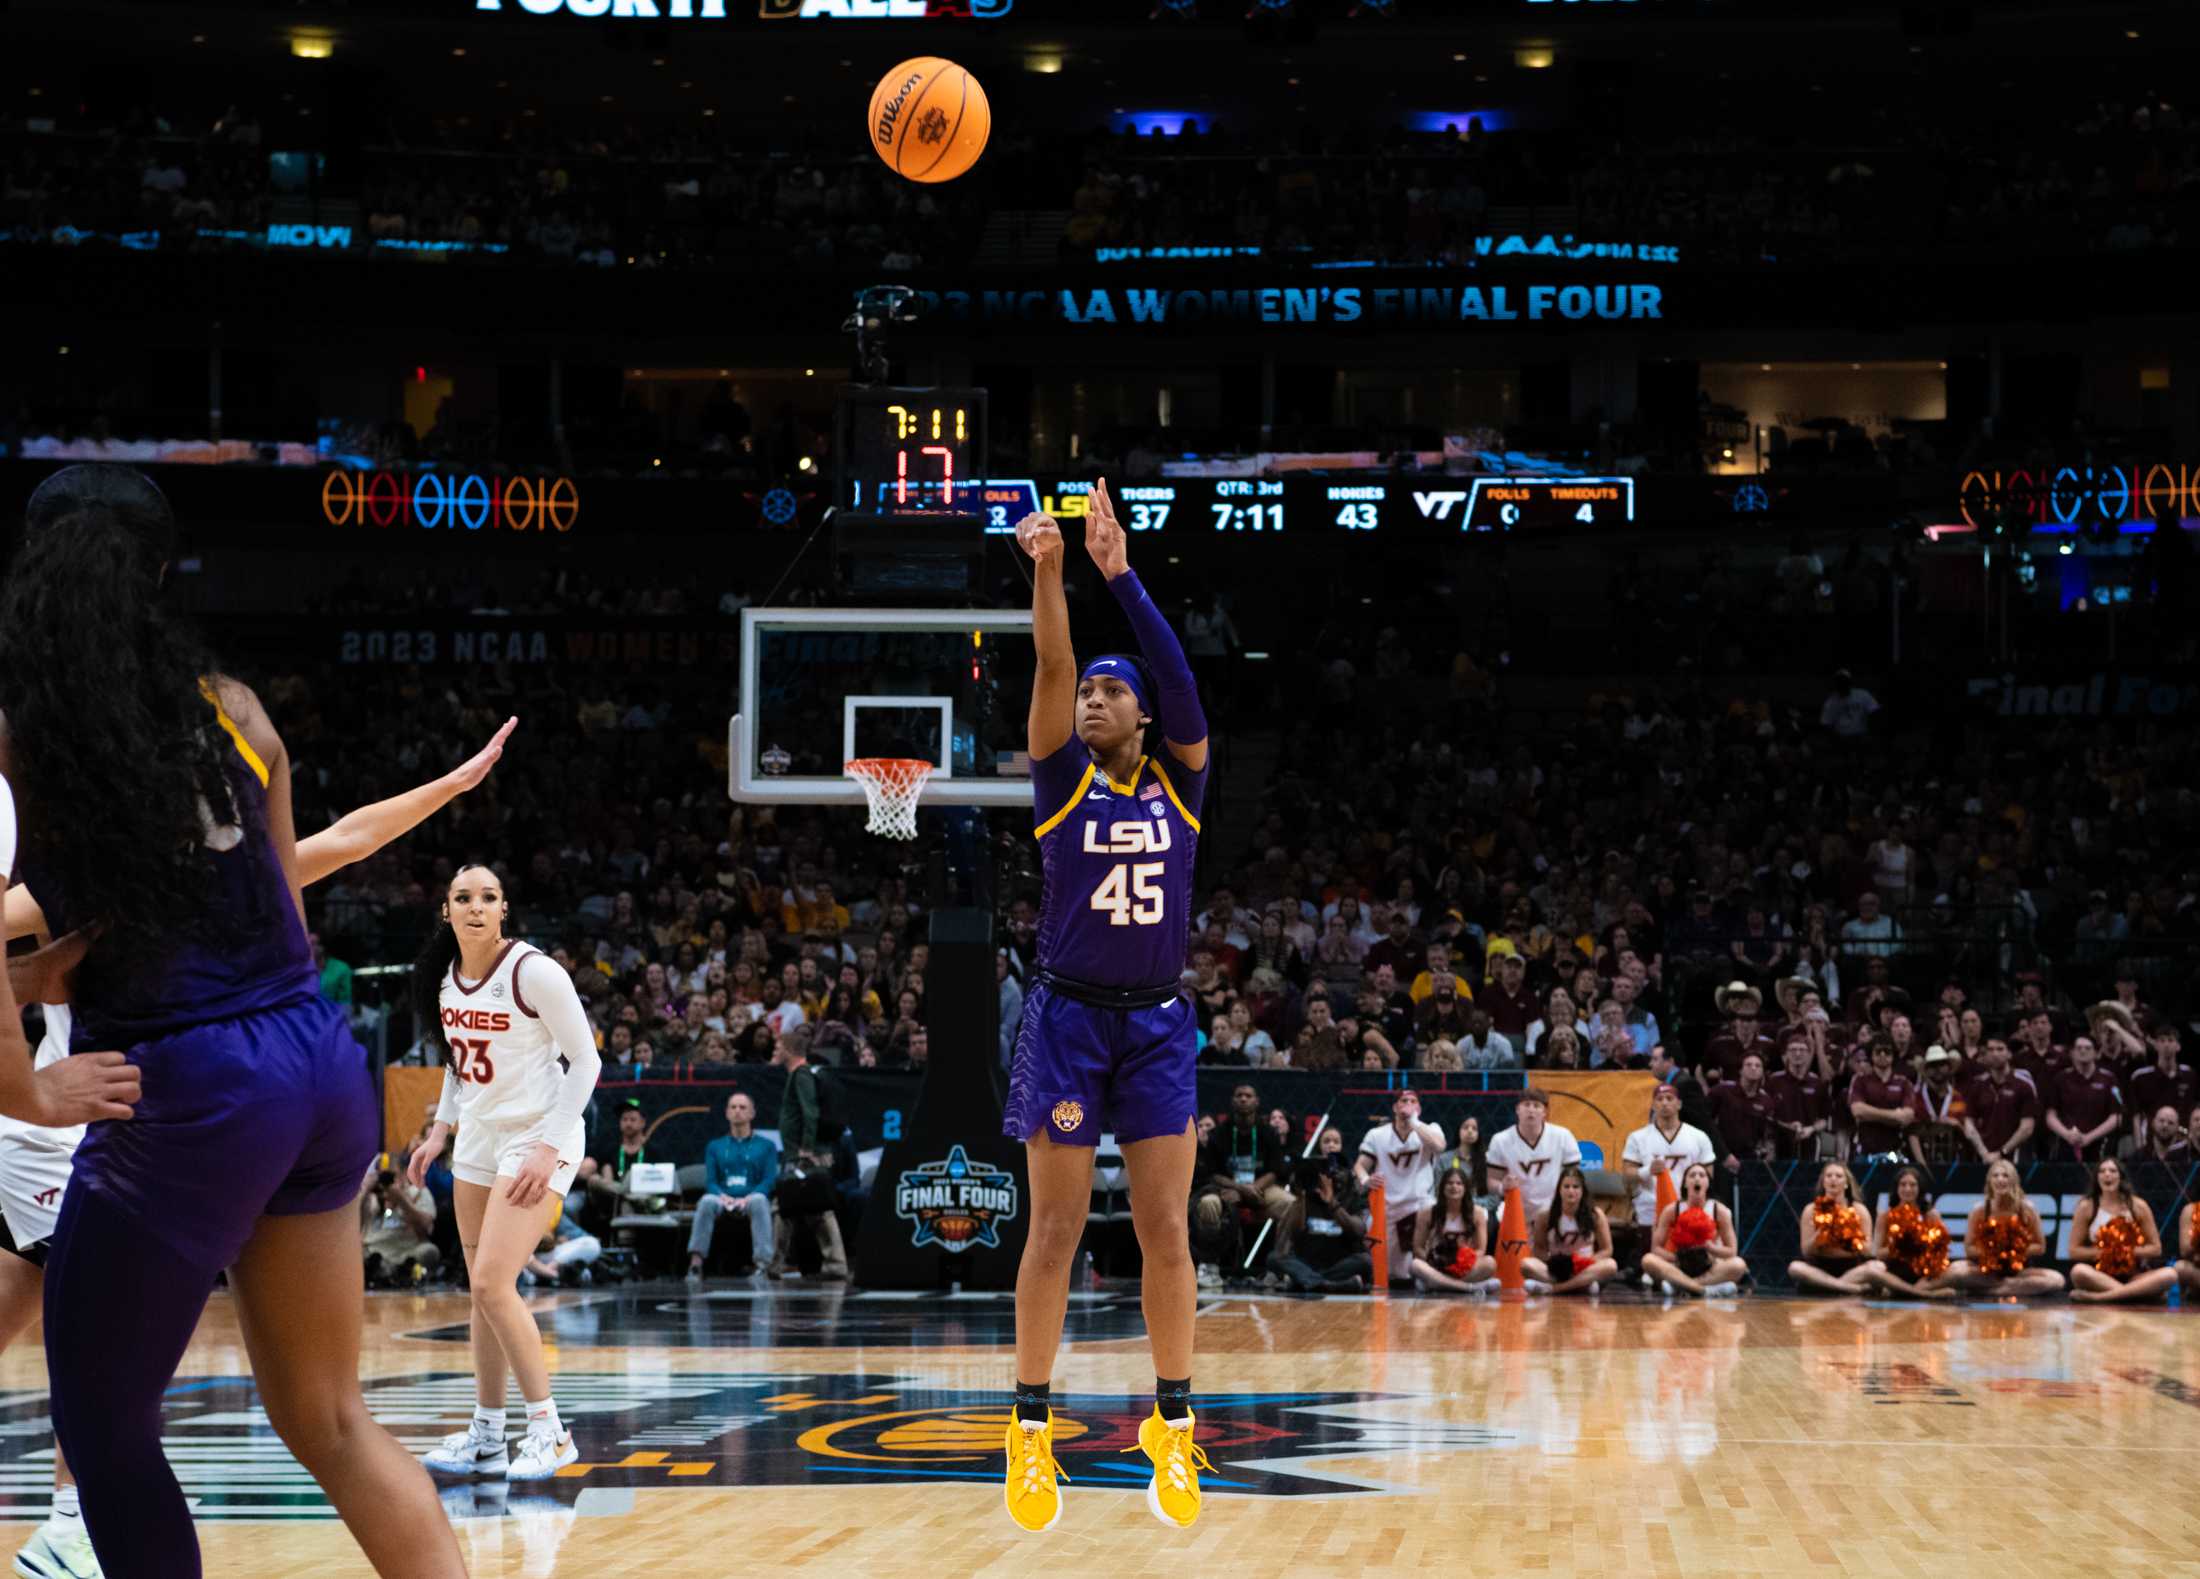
[1051,1100,1085,1133]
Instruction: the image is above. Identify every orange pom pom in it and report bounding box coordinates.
[1669,1204,1717,1253]
[1883,1204,1951,1280]
[1973,1212,2031,1276]
[2093,1213,2143,1278]
[1811,1197,1868,1257]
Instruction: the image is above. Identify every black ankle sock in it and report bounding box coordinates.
[1156,1376,1192,1420]
[1013,1381,1051,1424]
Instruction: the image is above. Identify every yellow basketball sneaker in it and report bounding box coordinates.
[1132,1407,1213,1528]
[1003,1411,1068,1532]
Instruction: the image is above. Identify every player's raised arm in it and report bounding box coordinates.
[1018,511,1076,759]
[1085,478,1207,772]
[296,716,516,886]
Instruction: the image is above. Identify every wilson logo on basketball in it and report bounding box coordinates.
[874,72,923,145]
[442,1008,512,1032]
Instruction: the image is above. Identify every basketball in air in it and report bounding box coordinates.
[868,57,990,184]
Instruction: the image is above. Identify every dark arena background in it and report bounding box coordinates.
[4,0,2200,1572]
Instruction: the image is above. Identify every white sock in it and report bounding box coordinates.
[523,1397,564,1440]
[49,1484,79,1525]
[472,1406,508,1438]
[1019,1417,1047,1434]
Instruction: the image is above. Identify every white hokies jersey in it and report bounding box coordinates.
[1621,1121,1716,1226]
[440,941,563,1127]
[1357,1121,1441,1217]
[1485,1122,1583,1218]
[0,1004,85,1249]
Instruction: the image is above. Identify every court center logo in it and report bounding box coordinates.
[895,1144,1018,1252]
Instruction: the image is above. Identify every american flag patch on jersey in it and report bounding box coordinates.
[1140,782,1162,800]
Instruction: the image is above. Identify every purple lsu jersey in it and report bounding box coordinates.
[19,689,319,1046]
[1029,745,1206,990]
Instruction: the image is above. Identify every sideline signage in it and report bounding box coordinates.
[320,469,579,532]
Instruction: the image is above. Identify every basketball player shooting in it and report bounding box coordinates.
[1002,479,1212,1534]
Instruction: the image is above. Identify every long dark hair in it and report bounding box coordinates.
[0,493,240,947]
[1544,1163,1594,1241]
[412,863,504,1065]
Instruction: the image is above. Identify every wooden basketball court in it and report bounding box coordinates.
[1,1284,2191,1576]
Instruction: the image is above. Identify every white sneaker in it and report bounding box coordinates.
[13,1520,100,1578]
[424,1426,509,1478]
[505,1428,578,1481]
[1195,1264,1222,1290]
[1705,1281,1740,1298]
[1524,1279,1552,1295]
[1658,1279,1677,1297]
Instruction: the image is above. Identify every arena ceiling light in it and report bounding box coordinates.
[1515,45,1556,68]
[289,31,334,58]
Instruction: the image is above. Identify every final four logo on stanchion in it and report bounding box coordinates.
[895,1145,1019,1252]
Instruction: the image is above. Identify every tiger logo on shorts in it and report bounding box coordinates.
[1051,1100,1085,1133]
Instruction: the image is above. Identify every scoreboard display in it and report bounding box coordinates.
[836,386,988,516]
[971,474,1636,535]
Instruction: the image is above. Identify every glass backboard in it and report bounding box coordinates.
[729,607,1035,807]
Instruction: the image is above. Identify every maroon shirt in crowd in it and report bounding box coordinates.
[2049,1066,2124,1144]
[2128,1061,2197,1129]
[1710,1079,1780,1160]
[1963,1069,2039,1155]
[1702,1027,1778,1085]
[1481,980,1538,1041]
[1766,1069,1831,1158]
[1847,1071,1918,1155]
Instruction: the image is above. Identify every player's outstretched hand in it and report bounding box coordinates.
[444,716,518,796]
[30,1050,139,1126]
[1084,477,1129,579]
[1014,511,1063,565]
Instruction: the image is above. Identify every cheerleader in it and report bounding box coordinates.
[1866,1166,1957,1299]
[1407,1166,1494,1293]
[2174,1199,2200,1296]
[1640,1162,1748,1298]
[1946,1158,2064,1297]
[1787,1162,1883,1296]
[2068,1156,2175,1304]
[1522,1163,1618,1295]
[406,864,604,1481]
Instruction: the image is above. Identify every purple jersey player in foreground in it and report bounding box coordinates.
[0,465,466,1579]
[1001,479,1213,1535]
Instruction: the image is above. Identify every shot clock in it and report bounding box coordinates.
[835,385,988,516]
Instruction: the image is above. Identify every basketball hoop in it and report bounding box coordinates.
[846,757,933,840]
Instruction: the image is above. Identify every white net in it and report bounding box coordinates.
[845,757,934,840]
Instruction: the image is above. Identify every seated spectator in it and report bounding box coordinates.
[2044,1034,2123,1164]
[1354,1088,1447,1281]
[1266,1108,1297,1159]
[522,1203,604,1289]
[1413,977,1474,1047]
[1199,1017,1250,1066]
[1455,1008,1518,1072]
[1360,907,1420,981]
[1421,1037,1464,1073]
[1621,1082,1716,1228]
[1407,1168,1494,1294]
[1640,1162,1748,1298]
[1228,999,1276,1065]
[1522,1164,1619,1296]
[1481,951,1537,1042]
[1435,1116,1483,1185]
[1408,941,1473,1005]
[1961,1035,2039,1164]
[1524,987,1590,1064]
[1598,977,1658,1066]
[1787,1162,1882,1297]
[1359,963,1416,1050]
[576,1097,654,1229]
[1193,1083,1292,1285]
[687,1092,778,1284]
[1945,1159,2064,1298]
[2143,1105,2191,1166]
[1539,1024,1588,1071]
[1291,995,1348,1073]
[1866,1166,1957,1300]
[1484,1087,1583,1221]
[2068,1157,2175,1304]
[360,1164,440,1287]
[1270,1149,1372,1294]
[1702,981,1776,1085]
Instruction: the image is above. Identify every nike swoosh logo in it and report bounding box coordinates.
[1086,791,1109,800]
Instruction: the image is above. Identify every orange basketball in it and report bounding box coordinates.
[867,57,990,184]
